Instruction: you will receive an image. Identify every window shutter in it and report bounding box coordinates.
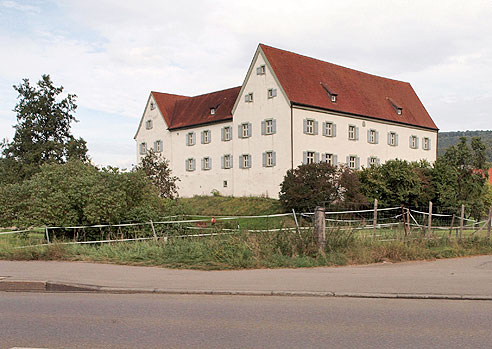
[245,94,249,102]
[272,88,277,97]
[367,157,371,167]
[367,129,371,143]
[395,134,399,146]
[192,159,196,171]
[377,158,381,165]
[346,156,350,165]
[321,153,325,162]
[428,139,432,150]
[239,155,243,169]
[303,119,307,134]
[356,157,360,170]
[272,152,276,166]
[375,131,379,144]
[322,122,327,136]
[315,152,320,163]
[221,127,225,141]
[153,141,157,150]
[355,127,359,140]
[248,154,252,168]
[314,121,319,135]
[209,158,212,169]
[333,155,338,166]
[201,158,205,170]
[185,135,189,146]
[256,67,261,75]
[185,159,188,171]
[387,132,391,145]
[201,131,204,144]
[230,155,233,168]
[221,156,225,169]
[192,133,196,145]
[262,152,266,167]
[247,123,252,137]
[303,151,307,165]
[261,120,266,135]
[238,125,243,139]
[409,136,412,148]
[416,137,419,149]
[272,119,276,134]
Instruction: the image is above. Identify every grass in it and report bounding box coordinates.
[179,195,283,216]
[2,228,492,270]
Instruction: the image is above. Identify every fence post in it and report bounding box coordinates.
[45,226,50,244]
[406,208,411,234]
[292,209,301,236]
[427,201,433,237]
[488,206,492,239]
[314,206,326,250]
[150,219,157,241]
[459,204,465,239]
[449,214,455,238]
[401,205,408,237]
[373,199,378,239]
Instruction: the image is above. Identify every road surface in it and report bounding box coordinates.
[1,293,491,348]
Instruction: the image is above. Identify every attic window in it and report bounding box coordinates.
[320,83,337,103]
[387,97,403,115]
[150,101,156,110]
[210,107,216,115]
[256,65,266,75]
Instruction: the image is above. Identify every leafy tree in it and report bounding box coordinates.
[136,149,180,199]
[432,137,488,218]
[1,75,88,183]
[279,163,366,212]
[358,159,434,208]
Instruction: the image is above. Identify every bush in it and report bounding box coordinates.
[279,163,366,212]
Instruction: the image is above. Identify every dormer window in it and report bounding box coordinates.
[321,83,337,103]
[331,95,337,103]
[210,107,216,115]
[387,97,403,115]
[397,108,402,115]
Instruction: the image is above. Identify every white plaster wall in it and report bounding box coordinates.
[292,107,438,168]
[231,51,292,198]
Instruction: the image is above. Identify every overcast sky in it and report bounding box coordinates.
[1,0,491,168]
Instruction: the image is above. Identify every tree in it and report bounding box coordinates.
[136,149,180,199]
[1,75,88,182]
[279,162,366,212]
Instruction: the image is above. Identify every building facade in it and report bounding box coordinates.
[135,44,438,198]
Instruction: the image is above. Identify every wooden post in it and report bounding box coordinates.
[449,214,455,238]
[427,201,433,237]
[150,220,157,241]
[488,206,492,239]
[401,205,408,237]
[373,199,378,239]
[45,227,50,244]
[459,204,465,239]
[314,206,326,250]
[406,208,411,234]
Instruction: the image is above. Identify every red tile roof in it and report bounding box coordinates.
[152,87,241,130]
[260,44,438,130]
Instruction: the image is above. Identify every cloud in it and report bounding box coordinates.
[1,0,40,13]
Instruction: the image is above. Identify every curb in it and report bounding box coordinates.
[1,280,492,301]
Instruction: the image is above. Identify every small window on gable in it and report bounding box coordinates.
[245,92,254,103]
[267,88,277,98]
[150,101,156,110]
[256,65,266,75]
[145,120,153,130]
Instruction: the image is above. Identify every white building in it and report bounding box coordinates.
[135,44,438,198]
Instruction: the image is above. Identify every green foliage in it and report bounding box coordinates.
[1,75,88,183]
[180,195,282,215]
[135,149,179,199]
[358,159,433,207]
[0,161,179,228]
[438,130,492,162]
[279,162,366,212]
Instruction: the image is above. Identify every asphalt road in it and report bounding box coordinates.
[1,293,491,348]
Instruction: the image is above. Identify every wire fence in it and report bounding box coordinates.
[1,202,491,248]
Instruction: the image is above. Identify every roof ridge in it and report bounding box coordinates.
[259,43,410,85]
[190,85,242,98]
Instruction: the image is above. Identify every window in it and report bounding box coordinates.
[323,153,337,166]
[347,155,360,170]
[261,119,276,135]
[150,101,156,110]
[397,108,402,115]
[202,157,211,170]
[154,140,163,153]
[348,125,359,140]
[186,132,196,146]
[139,142,147,155]
[239,122,252,138]
[331,95,337,103]
[303,119,318,135]
[245,92,254,103]
[223,180,228,188]
[222,126,232,141]
[262,151,276,167]
[267,88,277,98]
[368,129,378,144]
[323,122,336,137]
[186,158,196,172]
[388,132,398,146]
[368,156,379,167]
[256,65,266,75]
[222,154,232,169]
[145,120,153,130]
[422,137,431,150]
[409,135,419,149]
[210,108,216,115]
[240,154,251,169]
[201,130,211,144]
[303,151,319,164]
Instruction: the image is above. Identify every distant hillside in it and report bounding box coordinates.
[438,130,492,162]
